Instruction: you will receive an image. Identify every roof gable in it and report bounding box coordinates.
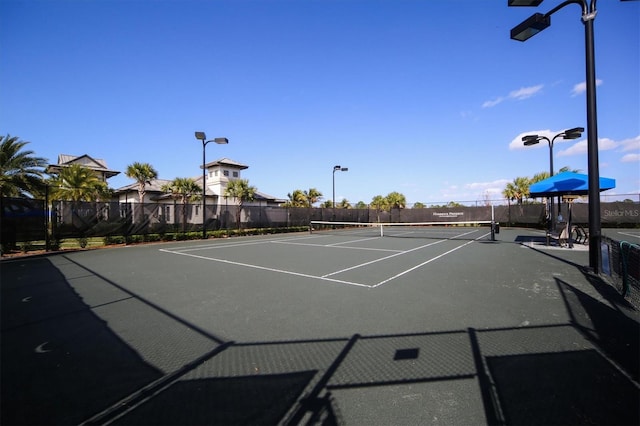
[204,157,249,170]
[47,154,120,179]
[115,178,173,193]
[57,154,110,170]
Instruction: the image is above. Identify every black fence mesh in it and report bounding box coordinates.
[0,197,46,246]
[1,198,638,246]
[2,197,638,307]
[602,237,640,309]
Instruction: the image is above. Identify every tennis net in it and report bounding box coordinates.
[309,220,499,241]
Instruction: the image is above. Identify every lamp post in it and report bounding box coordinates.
[522,127,584,233]
[332,165,348,215]
[507,0,633,273]
[195,131,229,239]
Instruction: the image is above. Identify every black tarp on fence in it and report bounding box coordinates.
[1,198,638,248]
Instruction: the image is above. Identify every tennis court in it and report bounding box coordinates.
[1,226,638,425]
[159,223,495,289]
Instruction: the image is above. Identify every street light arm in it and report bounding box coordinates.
[545,0,588,18]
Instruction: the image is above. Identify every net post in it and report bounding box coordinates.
[309,221,313,234]
[491,205,496,241]
[380,223,384,237]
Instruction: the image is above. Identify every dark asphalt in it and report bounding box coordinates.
[1,227,638,425]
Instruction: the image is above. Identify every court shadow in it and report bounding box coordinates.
[515,234,586,270]
[112,371,317,425]
[557,278,640,382]
[4,254,639,426]
[486,349,639,425]
[514,235,548,245]
[1,257,164,425]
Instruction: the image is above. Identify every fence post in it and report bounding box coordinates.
[45,186,50,251]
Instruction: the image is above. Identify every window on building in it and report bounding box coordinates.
[121,203,132,219]
[223,170,229,177]
[233,171,239,178]
[214,170,218,177]
[165,205,171,221]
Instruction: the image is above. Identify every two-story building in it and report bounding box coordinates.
[112,157,285,229]
[46,154,285,231]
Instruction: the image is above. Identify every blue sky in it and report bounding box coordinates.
[2,0,638,205]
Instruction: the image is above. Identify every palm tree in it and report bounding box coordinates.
[413,202,426,209]
[514,176,531,204]
[558,166,581,174]
[162,177,202,232]
[125,162,158,204]
[386,192,406,210]
[303,188,322,208]
[532,171,550,184]
[385,191,406,222]
[370,195,387,222]
[48,164,110,236]
[355,201,367,209]
[49,164,108,202]
[224,179,256,229]
[0,135,48,197]
[284,189,306,207]
[125,162,159,224]
[338,199,351,209]
[502,182,517,205]
[503,177,530,205]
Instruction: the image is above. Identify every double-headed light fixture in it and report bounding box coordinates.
[522,127,584,232]
[195,131,229,239]
[507,0,636,273]
[333,165,348,210]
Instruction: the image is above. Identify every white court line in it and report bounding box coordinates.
[168,234,325,253]
[322,239,448,278]
[160,230,490,289]
[320,228,487,279]
[158,248,372,288]
[270,240,401,253]
[371,236,486,288]
[617,231,640,240]
[326,236,382,246]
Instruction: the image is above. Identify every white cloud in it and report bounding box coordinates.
[482,97,504,108]
[509,84,544,100]
[558,139,588,156]
[557,137,618,156]
[570,79,603,97]
[482,84,543,108]
[619,135,640,152]
[556,135,640,165]
[465,179,510,190]
[621,153,640,163]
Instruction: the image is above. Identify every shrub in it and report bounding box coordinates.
[20,241,34,253]
[77,237,88,248]
[103,235,125,245]
[49,238,62,251]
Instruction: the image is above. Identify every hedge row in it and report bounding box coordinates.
[102,226,309,246]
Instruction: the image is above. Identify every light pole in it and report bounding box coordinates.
[332,165,348,214]
[522,127,584,233]
[195,131,229,239]
[508,0,635,273]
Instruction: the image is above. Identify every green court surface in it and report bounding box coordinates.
[1,227,638,425]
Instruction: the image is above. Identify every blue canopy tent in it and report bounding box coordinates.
[529,171,615,198]
[529,172,615,248]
